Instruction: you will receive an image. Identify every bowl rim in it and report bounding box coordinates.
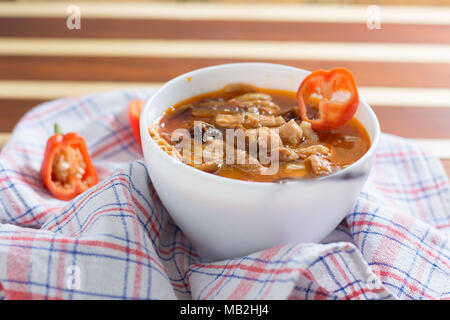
[141,62,381,187]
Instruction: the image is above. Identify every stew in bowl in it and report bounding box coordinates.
[151,82,370,182]
[140,63,380,261]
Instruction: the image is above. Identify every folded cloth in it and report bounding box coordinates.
[0,89,448,300]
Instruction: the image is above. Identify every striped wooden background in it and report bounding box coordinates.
[0,2,449,176]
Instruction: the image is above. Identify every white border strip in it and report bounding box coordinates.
[0,81,161,100]
[0,81,449,108]
[2,38,450,64]
[359,87,450,108]
[0,2,449,25]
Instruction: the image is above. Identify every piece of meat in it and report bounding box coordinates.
[186,121,222,143]
[246,127,287,167]
[279,119,303,146]
[305,155,333,176]
[229,92,280,115]
[214,113,285,129]
[226,100,280,115]
[192,94,279,118]
[215,114,245,128]
[243,113,285,128]
[190,138,225,173]
[300,121,319,141]
[279,147,298,162]
[202,139,224,163]
[229,147,268,175]
[193,161,220,173]
[192,100,242,117]
[246,127,282,152]
[232,93,272,102]
[251,100,280,115]
[172,103,193,115]
[295,144,330,159]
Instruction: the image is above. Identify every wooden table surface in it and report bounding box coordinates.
[0,2,449,176]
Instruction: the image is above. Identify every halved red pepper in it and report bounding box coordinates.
[41,124,98,201]
[128,100,144,146]
[297,68,359,131]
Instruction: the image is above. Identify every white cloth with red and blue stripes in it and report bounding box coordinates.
[0,89,448,300]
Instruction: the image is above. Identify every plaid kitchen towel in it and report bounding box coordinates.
[0,89,448,300]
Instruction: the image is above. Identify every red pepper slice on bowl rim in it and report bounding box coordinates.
[128,100,144,146]
[41,124,98,201]
[297,68,359,131]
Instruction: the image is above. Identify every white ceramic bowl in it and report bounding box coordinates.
[140,63,380,262]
